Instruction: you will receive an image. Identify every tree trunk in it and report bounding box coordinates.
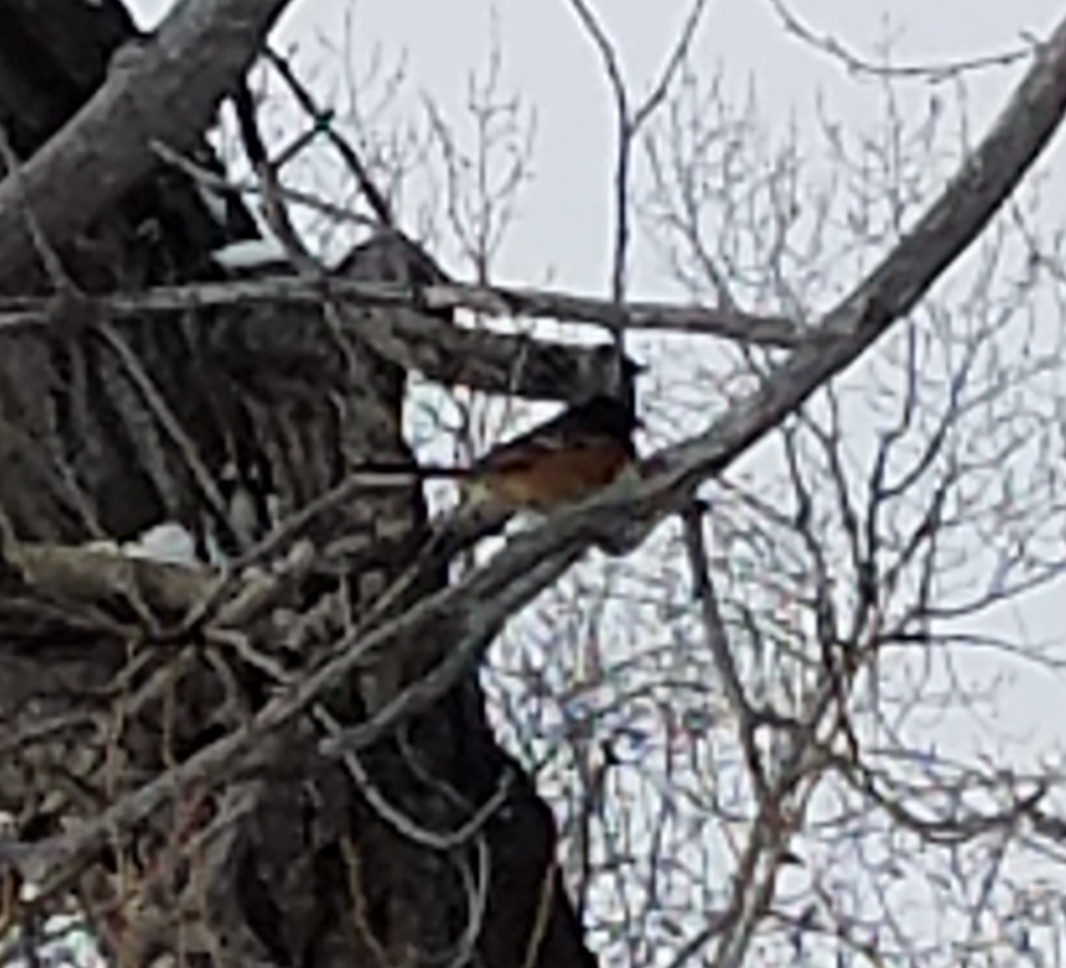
[0,2,594,965]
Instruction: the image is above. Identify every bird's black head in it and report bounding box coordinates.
[577,344,645,395]
[577,394,642,441]
[620,356,647,381]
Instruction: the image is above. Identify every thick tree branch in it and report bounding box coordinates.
[0,274,800,414]
[0,274,804,345]
[0,0,294,284]
[0,275,800,399]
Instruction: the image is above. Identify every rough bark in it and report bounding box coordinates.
[0,2,595,966]
[0,0,289,286]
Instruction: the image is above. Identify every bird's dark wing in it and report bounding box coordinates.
[471,409,603,474]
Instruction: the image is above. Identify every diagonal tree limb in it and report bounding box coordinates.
[6,1,1066,903]
[0,0,295,285]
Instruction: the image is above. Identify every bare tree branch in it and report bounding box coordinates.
[264,46,395,227]
[769,0,1034,81]
[0,0,295,284]
[567,0,709,302]
[0,273,803,404]
[0,272,805,345]
[681,502,771,803]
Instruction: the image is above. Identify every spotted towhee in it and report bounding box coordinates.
[367,394,639,515]
[457,394,639,512]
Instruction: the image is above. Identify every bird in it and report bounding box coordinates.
[365,394,640,514]
[458,394,640,512]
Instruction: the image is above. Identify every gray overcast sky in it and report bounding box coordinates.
[130,0,1066,290]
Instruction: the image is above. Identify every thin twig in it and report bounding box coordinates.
[151,140,376,230]
[566,0,709,303]
[680,501,770,804]
[231,80,322,274]
[265,46,395,227]
[769,0,1034,81]
[311,705,509,851]
[0,122,74,293]
[93,324,240,553]
[631,0,710,131]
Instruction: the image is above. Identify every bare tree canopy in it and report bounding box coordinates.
[2,1,1066,967]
